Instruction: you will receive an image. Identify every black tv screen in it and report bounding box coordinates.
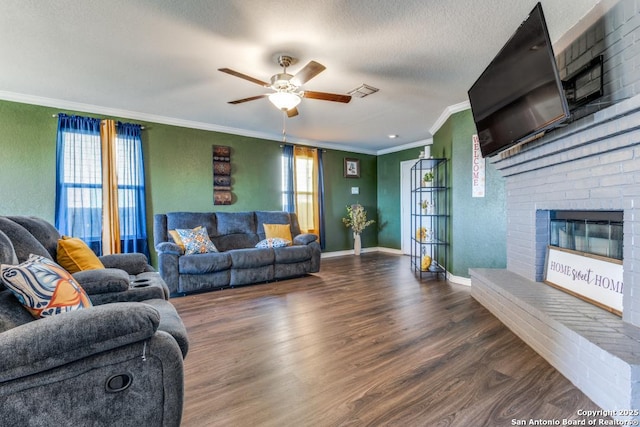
[468,2,569,158]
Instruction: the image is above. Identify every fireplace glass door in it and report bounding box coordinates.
[549,210,623,260]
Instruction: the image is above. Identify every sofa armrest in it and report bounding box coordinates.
[99,253,150,275]
[72,268,130,295]
[0,302,159,383]
[156,244,181,295]
[294,233,318,245]
[155,241,183,256]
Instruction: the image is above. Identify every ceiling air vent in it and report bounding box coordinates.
[348,84,379,98]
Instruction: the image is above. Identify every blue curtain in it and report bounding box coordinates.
[116,122,149,258]
[282,144,295,213]
[317,149,326,250]
[55,114,103,254]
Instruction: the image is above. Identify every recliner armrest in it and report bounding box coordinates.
[0,302,159,383]
[99,253,151,275]
[155,242,183,256]
[72,268,130,295]
[294,233,318,245]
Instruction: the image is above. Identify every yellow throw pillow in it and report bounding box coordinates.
[263,224,292,244]
[57,236,105,274]
[169,226,201,251]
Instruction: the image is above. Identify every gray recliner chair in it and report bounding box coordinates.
[0,216,188,426]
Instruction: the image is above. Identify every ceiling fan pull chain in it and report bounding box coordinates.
[282,111,287,143]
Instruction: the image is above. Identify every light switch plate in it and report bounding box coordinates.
[351,187,359,194]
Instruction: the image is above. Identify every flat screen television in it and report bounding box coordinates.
[468,2,570,158]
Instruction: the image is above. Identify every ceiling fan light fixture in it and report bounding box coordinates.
[268,91,301,111]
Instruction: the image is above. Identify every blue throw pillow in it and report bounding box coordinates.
[176,227,218,255]
[255,238,291,249]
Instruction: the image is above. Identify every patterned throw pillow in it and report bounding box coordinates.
[1,254,93,318]
[255,238,291,249]
[169,226,202,252]
[176,227,218,255]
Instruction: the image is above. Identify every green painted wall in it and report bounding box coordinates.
[0,99,503,276]
[0,101,59,220]
[322,151,377,252]
[377,149,418,249]
[376,110,505,278]
[376,133,451,250]
[439,110,507,276]
[0,99,377,265]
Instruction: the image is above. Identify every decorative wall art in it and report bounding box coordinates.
[213,145,232,205]
[344,158,360,178]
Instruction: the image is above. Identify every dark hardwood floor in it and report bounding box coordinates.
[171,253,606,427]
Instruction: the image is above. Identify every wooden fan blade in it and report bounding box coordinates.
[287,107,299,118]
[303,91,351,103]
[218,68,269,87]
[228,94,267,104]
[291,61,326,86]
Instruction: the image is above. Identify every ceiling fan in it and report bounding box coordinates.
[218,55,351,118]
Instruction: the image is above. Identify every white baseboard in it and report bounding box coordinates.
[321,246,403,258]
[447,273,471,287]
[321,247,471,287]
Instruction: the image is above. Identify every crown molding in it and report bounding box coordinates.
[429,100,471,136]
[376,138,433,156]
[0,90,467,157]
[0,90,379,155]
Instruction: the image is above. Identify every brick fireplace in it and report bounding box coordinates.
[470,0,640,420]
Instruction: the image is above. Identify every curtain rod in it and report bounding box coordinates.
[52,114,146,130]
[279,144,327,152]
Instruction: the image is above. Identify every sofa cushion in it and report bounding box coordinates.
[99,253,151,275]
[256,238,291,248]
[263,223,293,242]
[72,268,130,294]
[294,233,318,245]
[7,216,61,260]
[0,290,35,332]
[179,252,231,274]
[228,248,274,269]
[212,234,260,252]
[274,245,312,263]
[57,236,105,273]
[216,212,255,235]
[255,211,292,240]
[176,227,218,255]
[1,254,93,318]
[0,230,18,267]
[0,217,52,262]
[166,212,216,236]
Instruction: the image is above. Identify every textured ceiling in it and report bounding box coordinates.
[0,0,610,154]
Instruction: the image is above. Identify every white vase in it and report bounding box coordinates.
[353,232,361,256]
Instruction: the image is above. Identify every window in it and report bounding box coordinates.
[292,147,318,234]
[282,145,324,240]
[55,114,148,257]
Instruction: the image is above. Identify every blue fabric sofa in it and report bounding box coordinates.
[154,211,321,295]
[0,216,188,426]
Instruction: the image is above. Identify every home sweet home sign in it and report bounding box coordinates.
[544,246,623,316]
